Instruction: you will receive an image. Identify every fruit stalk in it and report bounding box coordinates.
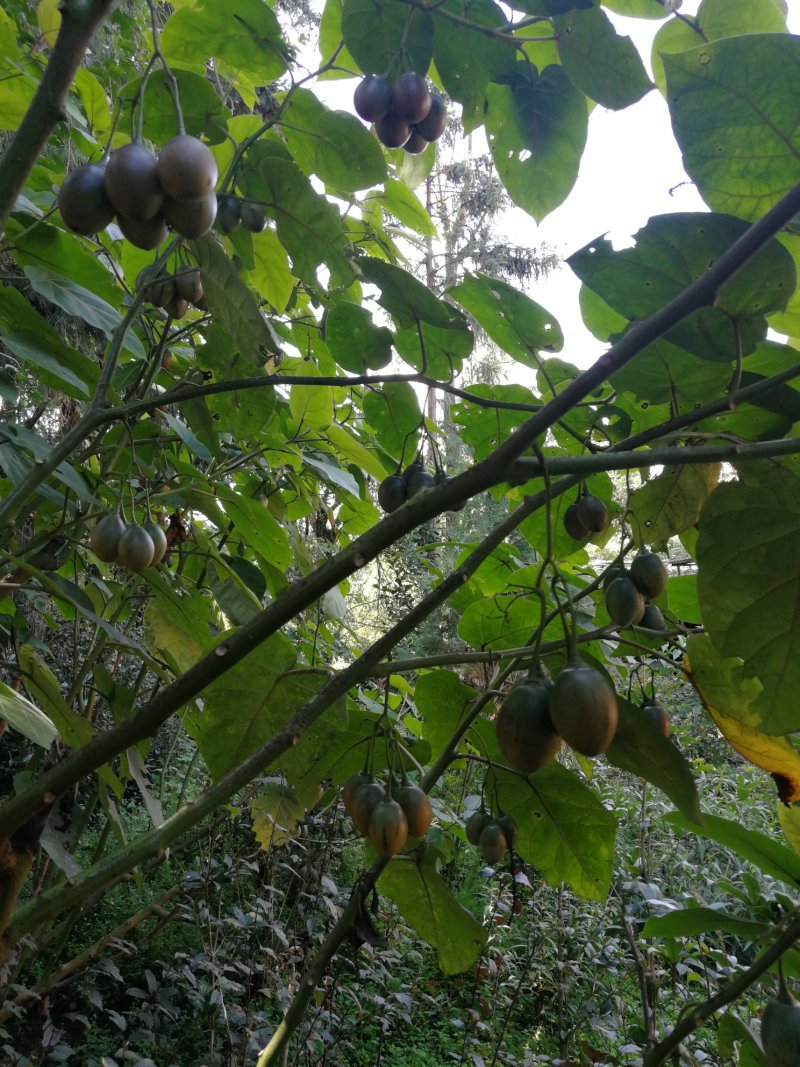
[642,911,800,1067]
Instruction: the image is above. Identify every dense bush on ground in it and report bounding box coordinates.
[0,1,800,1064]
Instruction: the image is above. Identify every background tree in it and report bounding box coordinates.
[0,1,800,1065]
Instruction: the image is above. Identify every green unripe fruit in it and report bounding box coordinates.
[762,996,800,1067]
[368,799,408,857]
[350,781,386,835]
[105,143,163,221]
[117,524,156,572]
[377,474,407,513]
[639,603,666,631]
[576,494,608,533]
[465,810,491,845]
[496,678,560,775]
[58,164,115,234]
[157,134,218,202]
[478,822,507,864]
[395,783,433,837]
[563,502,588,541]
[342,771,371,814]
[605,576,646,627]
[549,661,618,758]
[641,698,670,737]
[90,512,126,562]
[142,520,168,565]
[630,551,668,599]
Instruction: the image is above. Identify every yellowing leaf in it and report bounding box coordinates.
[686,634,800,803]
[251,783,307,850]
[37,0,60,45]
[778,803,800,853]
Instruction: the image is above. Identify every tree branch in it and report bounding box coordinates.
[2,179,799,849]
[0,0,119,234]
[643,912,800,1066]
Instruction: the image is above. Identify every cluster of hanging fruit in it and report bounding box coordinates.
[90,512,167,572]
[377,461,463,514]
[563,491,609,540]
[136,265,206,318]
[354,73,447,154]
[497,661,617,771]
[342,772,433,858]
[58,134,218,249]
[465,809,518,865]
[214,194,267,235]
[603,550,667,630]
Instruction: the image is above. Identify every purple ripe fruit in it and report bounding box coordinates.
[354,75,392,123]
[392,72,432,125]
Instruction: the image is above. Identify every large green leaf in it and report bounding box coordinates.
[0,681,58,748]
[279,89,386,191]
[696,464,800,734]
[495,765,617,900]
[17,645,93,750]
[666,811,800,887]
[606,699,702,824]
[433,0,517,131]
[450,385,538,462]
[341,0,433,77]
[118,70,229,144]
[143,586,217,675]
[665,34,800,220]
[642,907,767,941]
[450,273,563,367]
[568,213,796,324]
[611,336,732,406]
[628,462,721,546]
[553,5,652,110]
[289,365,334,431]
[239,146,354,288]
[415,670,478,762]
[365,179,436,238]
[161,0,289,103]
[193,235,282,360]
[458,594,539,651]
[0,284,98,398]
[362,381,422,460]
[325,300,393,373]
[244,228,295,315]
[359,257,470,331]
[485,67,588,223]
[380,848,484,974]
[216,486,292,571]
[651,0,788,96]
[191,650,348,783]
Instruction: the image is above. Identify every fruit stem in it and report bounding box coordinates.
[147,0,185,136]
